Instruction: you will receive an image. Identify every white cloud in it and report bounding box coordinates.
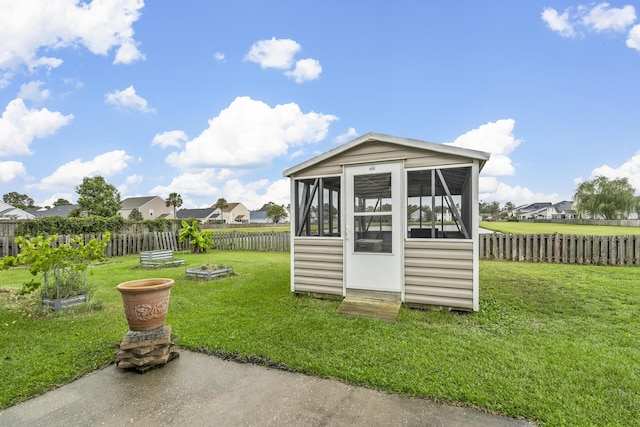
[214,52,225,62]
[334,128,358,144]
[0,98,73,157]
[480,181,561,207]
[0,161,27,182]
[114,39,145,64]
[582,3,636,32]
[0,0,145,74]
[221,178,290,210]
[284,58,322,83]
[542,7,576,38]
[543,3,639,52]
[149,169,229,202]
[627,24,640,51]
[152,130,188,148]
[590,151,640,193]
[38,150,133,190]
[444,118,521,176]
[166,96,337,168]
[105,86,155,112]
[18,81,51,102]
[245,37,301,69]
[126,174,143,185]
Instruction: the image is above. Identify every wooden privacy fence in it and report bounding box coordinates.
[0,231,290,258]
[209,231,290,252]
[479,233,640,266]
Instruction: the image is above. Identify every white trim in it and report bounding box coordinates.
[289,178,296,293]
[471,160,480,312]
[283,132,490,177]
[404,162,475,172]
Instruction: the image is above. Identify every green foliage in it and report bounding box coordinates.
[1,232,111,298]
[178,220,213,253]
[1,254,639,424]
[213,197,228,210]
[573,175,638,220]
[266,204,288,223]
[128,208,143,220]
[2,192,36,210]
[52,198,71,207]
[75,176,121,217]
[15,216,126,236]
[165,192,183,218]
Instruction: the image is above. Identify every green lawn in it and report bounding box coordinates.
[480,221,640,235]
[1,252,638,426]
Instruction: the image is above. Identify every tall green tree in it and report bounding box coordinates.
[128,208,143,220]
[213,197,228,211]
[75,176,121,217]
[573,176,637,220]
[3,192,36,210]
[266,204,288,223]
[53,198,71,207]
[165,192,183,218]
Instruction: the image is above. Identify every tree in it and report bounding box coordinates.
[53,198,71,207]
[75,176,121,217]
[3,192,36,210]
[573,176,637,220]
[128,208,143,220]
[266,204,288,223]
[165,192,183,218]
[504,201,515,212]
[213,198,228,211]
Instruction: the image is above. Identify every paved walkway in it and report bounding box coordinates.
[1,349,535,427]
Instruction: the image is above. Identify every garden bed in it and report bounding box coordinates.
[186,265,233,280]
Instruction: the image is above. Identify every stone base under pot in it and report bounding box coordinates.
[115,325,179,373]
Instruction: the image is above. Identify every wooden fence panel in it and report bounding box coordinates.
[479,233,639,266]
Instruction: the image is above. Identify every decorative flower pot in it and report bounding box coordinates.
[116,278,174,331]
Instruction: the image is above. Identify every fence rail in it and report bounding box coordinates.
[0,231,291,258]
[479,233,640,266]
[2,231,638,266]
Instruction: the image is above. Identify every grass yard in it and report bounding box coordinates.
[480,221,640,235]
[1,251,638,426]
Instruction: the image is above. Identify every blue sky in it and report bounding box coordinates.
[1,1,639,210]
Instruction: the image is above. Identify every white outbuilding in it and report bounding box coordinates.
[283,132,490,311]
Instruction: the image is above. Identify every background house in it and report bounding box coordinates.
[0,201,35,220]
[176,208,219,224]
[120,196,172,220]
[545,201,576,219]
[218,203,250,224]
[33,204,78,218]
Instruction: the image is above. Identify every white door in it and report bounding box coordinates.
[345,162,403,293]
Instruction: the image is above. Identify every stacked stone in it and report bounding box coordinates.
[115,325,179,373]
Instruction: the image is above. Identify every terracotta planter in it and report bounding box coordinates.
[116,278,174,331]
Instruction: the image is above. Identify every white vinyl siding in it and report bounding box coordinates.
[293,238,343,295]
[404,240,474,310]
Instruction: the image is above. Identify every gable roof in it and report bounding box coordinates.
[121,196,160,209]
[176,208,219,219]
[283,132,490,177]
[0,201,35,220]
[35,204,78,217]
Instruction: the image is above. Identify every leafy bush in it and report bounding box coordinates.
[178,220,213,253]
[1,232,111,298]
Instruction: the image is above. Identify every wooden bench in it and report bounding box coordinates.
[140,250,186,268]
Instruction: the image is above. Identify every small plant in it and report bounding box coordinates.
[178,220,213,253]
[1,232,111,300]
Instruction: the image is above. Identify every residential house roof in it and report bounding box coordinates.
[176,208,219,220]
[121,196,159,209]
[34,204,78,217]
[0,201,36,220]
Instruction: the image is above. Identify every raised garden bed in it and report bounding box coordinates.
[186,265,233,280]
